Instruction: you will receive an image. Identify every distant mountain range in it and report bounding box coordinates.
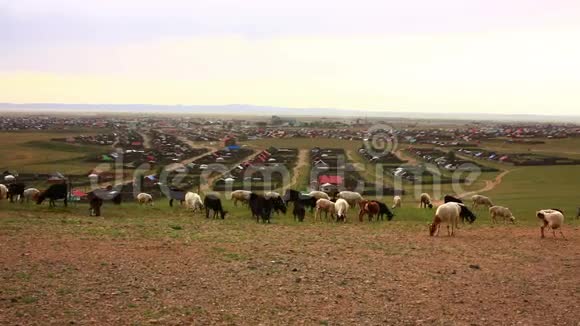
[1,102,578,123]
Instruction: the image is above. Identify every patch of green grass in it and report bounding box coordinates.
[22,140,103,153]
[21,295,39,304]
[56,288,73,296]
[210,246,246,261]
[0,130,109,173]
[486,165,580,224]
[15,272,31,281]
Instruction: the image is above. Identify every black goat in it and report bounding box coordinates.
[204,194,227,219]
[36,183,68,207]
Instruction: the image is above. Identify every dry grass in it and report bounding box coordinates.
[0,206,578,325]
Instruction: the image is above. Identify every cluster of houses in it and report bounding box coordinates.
[467,124,580,140]
[91,129,207,169]
[358,147,404,164]
[182,127,369,142]
[214,147,298,191]
[148,130,207,165]
[309,147,362,192]
[0,116,115,131]
[4,115,580,149]
[395,124,580,146]
[407,148,497,172]
[456,148,580,166]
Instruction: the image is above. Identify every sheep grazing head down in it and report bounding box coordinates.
[429,216,441,236]
[459,204,477,224]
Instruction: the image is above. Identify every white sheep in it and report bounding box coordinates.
[334,198,350,223]
[231,190,252,206]
[315,198,335,221]
[489,206,515,224]
[536,209,566,239]
[23,188,40,203]
[264,191,281,200]
[308,190,330,200]
[136,192,153,205]
[185,192,204,213]
[0,184,8,200]
[429,202,462,236]
[337,191,363,208]
[392,195,402,209]
[420,193,433,209]
[472,195,494,209]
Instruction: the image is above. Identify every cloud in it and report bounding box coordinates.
[1,0,580,114]
[2,0,580,44]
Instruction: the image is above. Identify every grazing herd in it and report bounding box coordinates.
[0,181,575,239]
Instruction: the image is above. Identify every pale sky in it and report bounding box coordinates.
[1,0,580,115]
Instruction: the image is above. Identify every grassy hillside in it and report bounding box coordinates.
[486,165,580,221]
[0,131,110,173]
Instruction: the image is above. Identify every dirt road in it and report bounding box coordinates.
[137,130,152,149]
[199,149,258,193]
[285,149,309,189]
[394,148,418,165]
[163,137,221,172]
[458,169,512,199]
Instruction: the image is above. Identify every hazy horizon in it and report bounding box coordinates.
[2,102,580,123]
[2,0,580,116]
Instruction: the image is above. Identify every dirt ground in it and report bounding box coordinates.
[1,222,578,325]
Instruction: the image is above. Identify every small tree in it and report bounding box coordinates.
[446,150,456,162]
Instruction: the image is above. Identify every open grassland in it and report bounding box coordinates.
[479,137,580,159]
[1,132,580,324]
[0,131,109,174]
[486,165,580,222]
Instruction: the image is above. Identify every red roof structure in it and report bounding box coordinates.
[318,175,343,185]
[71,189,87,197]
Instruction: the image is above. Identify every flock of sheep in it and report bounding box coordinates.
[0,183,570,239]
[419,192,566,239]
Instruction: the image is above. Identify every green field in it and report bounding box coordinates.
[0,131,110,174]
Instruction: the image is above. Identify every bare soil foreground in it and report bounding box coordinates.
[0,214,579,325]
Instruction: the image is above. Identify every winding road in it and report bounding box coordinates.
[457,169,512,199]
[133,130,152,150]
[198,149,259,193]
